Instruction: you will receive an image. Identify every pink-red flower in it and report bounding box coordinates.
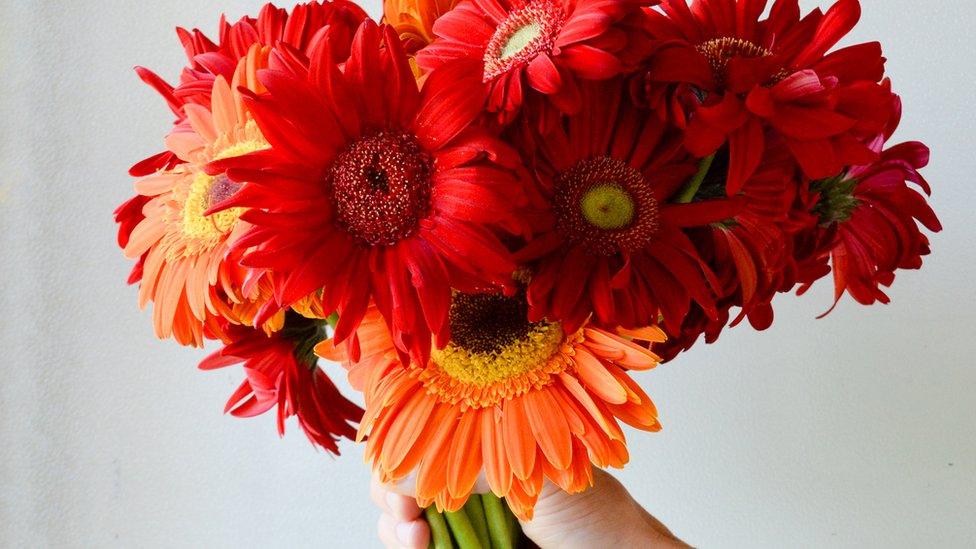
[798,133,941,313]
[200,314,362,455]
[213,21,525,365]
[416,0,648,120]
[641,0,895,192]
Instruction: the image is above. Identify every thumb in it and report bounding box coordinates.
[519,469,689,549]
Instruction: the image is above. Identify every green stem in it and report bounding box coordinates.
[482,495,515,549]
[444,510,483,549]
[426,507,454,549]
[675,153,716,203]
[325,312,339,331]
[463,496,492,548]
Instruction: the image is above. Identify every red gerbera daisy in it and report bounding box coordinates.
[798,133,941,314]
[213,21,523,365]
[199,313,363,455]
[416,0,648,120]
[515,79,739,334]
[641,0,895,192]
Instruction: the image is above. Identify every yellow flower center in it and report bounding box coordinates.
[174,121,268,258]
[419,292,575,409]
[433,322,564,386]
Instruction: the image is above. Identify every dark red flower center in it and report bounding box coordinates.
[206,174,242,210]
[330,130,433,247]
[696,37,789,88]
[482,0,565,82]
[552,157,660,255]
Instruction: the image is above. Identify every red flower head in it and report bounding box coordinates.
[515,79,740,334]
[656,141,801,359]
[213,21,525,365]
[798,131,941,314]
[641,0,895,192]
[416,0,650,120]
[200,313,363,455]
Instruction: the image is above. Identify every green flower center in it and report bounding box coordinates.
[581,184,636,230]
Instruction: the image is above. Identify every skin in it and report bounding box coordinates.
[371,469,691,548]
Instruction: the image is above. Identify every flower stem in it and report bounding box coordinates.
[463,496,492,547]
[483,494,516,549]
[426,507,454,549]
[675,153,716,203]
[444,510,482,549]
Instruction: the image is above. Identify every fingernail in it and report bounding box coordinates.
[396,522,417,545]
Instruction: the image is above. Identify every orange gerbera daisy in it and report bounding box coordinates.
[317,291,665,519]
[124,47,272,346]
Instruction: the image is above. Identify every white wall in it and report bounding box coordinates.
[1,1,973,547]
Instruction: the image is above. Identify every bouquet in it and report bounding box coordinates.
[115,0,941,545]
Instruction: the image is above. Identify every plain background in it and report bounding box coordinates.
[1,0,973,547]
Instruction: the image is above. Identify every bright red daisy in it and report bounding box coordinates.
[515,79,740,334]
[416,0,648,120]
[213,21,524,365]
[798,132,941,314]
[200,313,363,455]
[641,0,895,192]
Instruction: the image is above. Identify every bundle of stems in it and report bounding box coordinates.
[424,494,532,549]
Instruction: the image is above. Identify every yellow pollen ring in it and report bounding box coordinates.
[581,183,635,230]
[500,21,542,60]
[178,124,268,248]
[421,323,575,409]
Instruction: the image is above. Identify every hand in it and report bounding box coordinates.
[371,469,690,548]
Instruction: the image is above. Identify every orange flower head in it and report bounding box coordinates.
[124,47,273,346]
[317,290,666,519]
[383,0,461,76]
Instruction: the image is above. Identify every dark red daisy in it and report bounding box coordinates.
[199,313,362,455]
[640,0,895,192]
[212,21,523,364]
[798,132,941,314]
[655,141,800,359]
[515,78,740,334]
[416,0,648,120]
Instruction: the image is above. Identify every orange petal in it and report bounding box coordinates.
[584,328,662,370]
[380,388,437,472]
[558,372,624,442]
[502,398,536,480]
[524,389,572,471]
[481,406,513,496]
[446,410,482,499]
[574,348,628,404]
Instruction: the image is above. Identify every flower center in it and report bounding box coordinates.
[330,131,433,247]
[811,174,860,225]
[421,292,571,409]
[182,173,245,242]
[553,157,660,256]
[581,184,635,229]
[483,0,565,82]
[696,37,789,88]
